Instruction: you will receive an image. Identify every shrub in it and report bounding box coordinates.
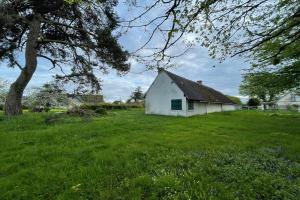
[287,105,299,112]
[68,107,97,122]
[21,105,30,110]
[44,114,62,125]
[67,107,95,117]
[247,98,260,106]
[31,106,50,113]
[80,103,143,111]
[95,108,107,115]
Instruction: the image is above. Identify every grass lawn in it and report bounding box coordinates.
[1,109,300,199]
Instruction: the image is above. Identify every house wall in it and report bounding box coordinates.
[206,103,222,113]
[145,71,187,116]
[276,93,300,108]
[186,102,207,116]
[185,103,236,116]
[222,104,236,111]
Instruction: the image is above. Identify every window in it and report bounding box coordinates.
[171,99,182,110]
[291,94,296,102]
[187,100,194,110]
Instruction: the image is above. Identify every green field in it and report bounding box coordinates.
[1,109,300,199]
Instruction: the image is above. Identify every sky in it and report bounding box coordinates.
[0,1,250,102]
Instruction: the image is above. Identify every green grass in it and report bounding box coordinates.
[0,109,300,199]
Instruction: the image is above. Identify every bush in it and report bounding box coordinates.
[44,114,62,125]
[67,107,95,117]
[287,105,299,112]
[95,108,107,115]
[66,107,97,122]
[22,104,30,110]
[31,106,50,113]
[80,103,143,111]
[0,104,30,111]
[247,98,260,107]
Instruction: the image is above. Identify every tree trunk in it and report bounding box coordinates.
[4,16,41,116]
[263,104,266,110]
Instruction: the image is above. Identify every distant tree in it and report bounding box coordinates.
[24,82,69,110]
[0,79,9,90]
[0,80,8,109]
[129,87,144,103]
[0,0,129,116]
[240,72,284,105]
[113,100,123,105]
[247,98,260,107]
[226,96,242,105]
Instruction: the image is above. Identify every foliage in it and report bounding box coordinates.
[23,82,69,110]
[94,108,107,115]
[201,0,300,60]
[247,98,260,107]
[251,38,300,93]
[0,110,300,199]
[122,0,300,67]
[0,0,129,90]
[31,106,50,113]
[66,106,98,119]
[80,103,143,111]
[287,105,300,112]
[226,95,242,105]
[128,86,144,103]
[0,79,8,107]
[113,100,123,104]
[0,0,130,115]
[44,107,107,124]
[240,72,285,103]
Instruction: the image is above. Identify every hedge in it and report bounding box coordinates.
[80,103,143,111]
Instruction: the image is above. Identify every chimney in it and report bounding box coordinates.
[197,80,202,85]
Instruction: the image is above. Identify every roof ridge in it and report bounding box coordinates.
[164,70,205,86]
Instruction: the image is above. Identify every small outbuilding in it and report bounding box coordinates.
[145,69,236,116]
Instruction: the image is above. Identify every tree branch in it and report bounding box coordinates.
[14,61,24,70]
[37,54,57,69]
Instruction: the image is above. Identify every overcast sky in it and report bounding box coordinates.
[0,2,250,102]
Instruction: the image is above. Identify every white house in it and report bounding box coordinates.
[275,92,300,111]
[145,69,236,117]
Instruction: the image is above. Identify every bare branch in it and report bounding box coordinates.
[14,61,24,70]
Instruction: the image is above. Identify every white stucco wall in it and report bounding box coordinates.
[186,102,207,116]
[206,103,222,113]
[276,93,300,107]
[145,71,187,116]
[185,102,236,116]
[222,104,236,111]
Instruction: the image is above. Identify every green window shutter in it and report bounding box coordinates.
[171,99,182,110]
